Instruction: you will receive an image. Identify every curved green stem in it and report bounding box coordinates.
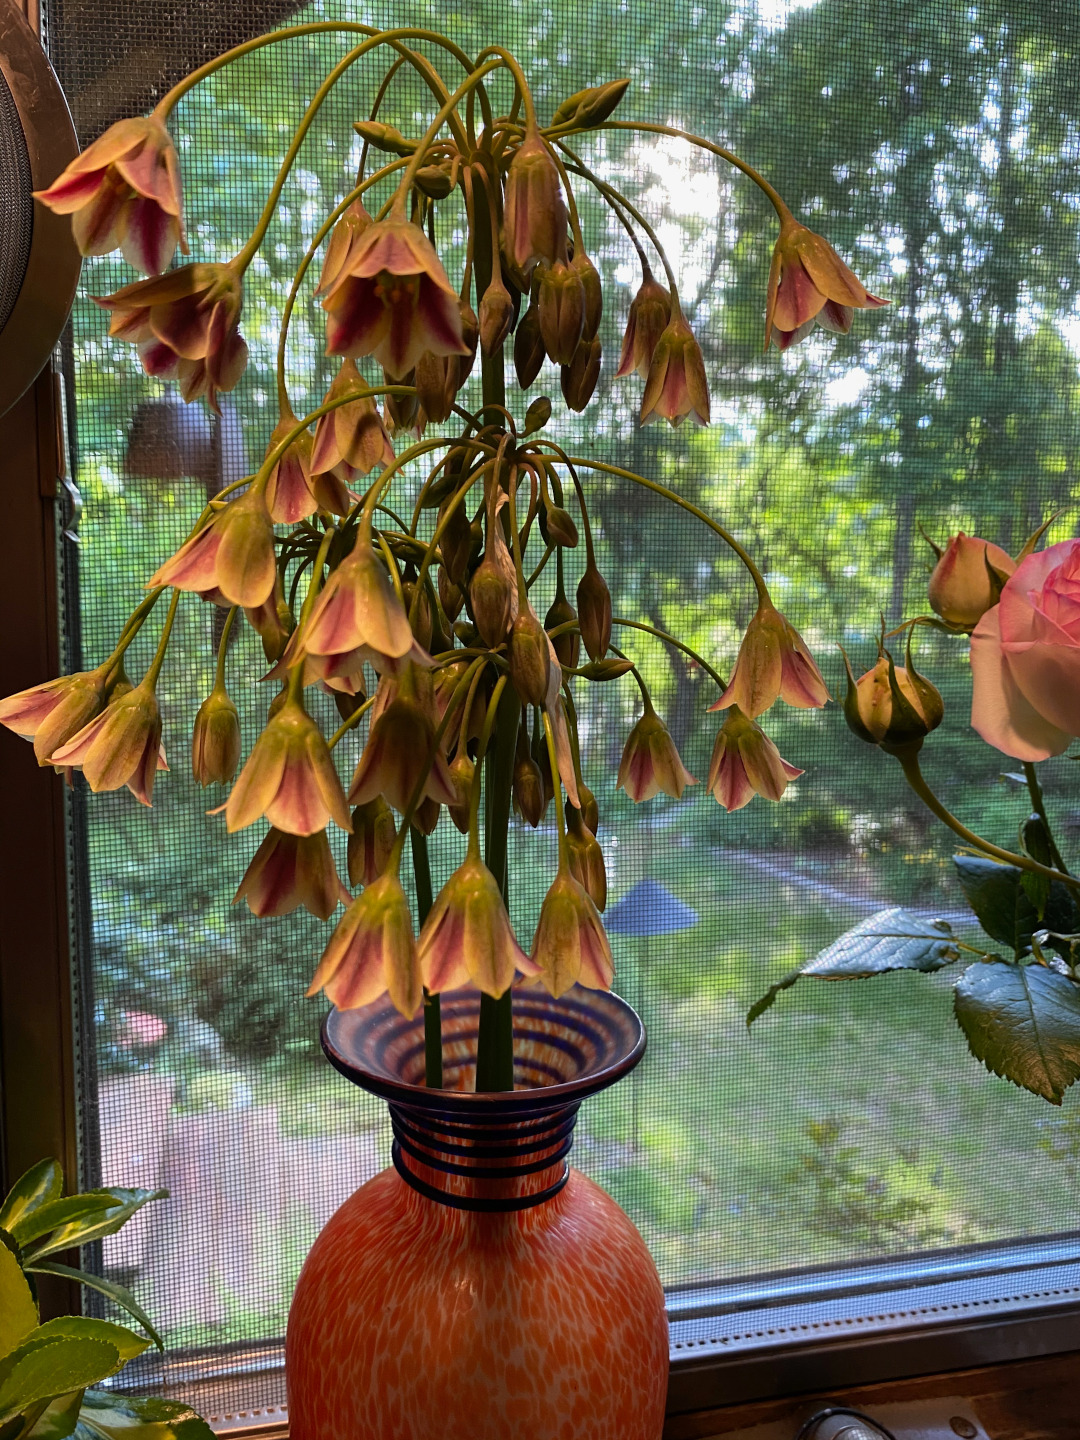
[327,693,376,750]
[899,750,1080,894]
[145,589,182,688]
[213,606,238,689]
[473,45,536,130]
[612,615,727,691]
[394,59,505,212]
[1022,760,1069,874]
[540,709,570,870]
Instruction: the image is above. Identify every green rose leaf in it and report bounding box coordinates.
[954,960,1080,1103]
[21,1190,168,1262]
[0,1245,38,1358]
[0,1339,120,1426]
[953,854,1076,955]
[73,1389,217,1440]
[747,907,961,1024]
[0,1163,64,1237]
[24,1389,84,1440]
[27,1265,162,1353]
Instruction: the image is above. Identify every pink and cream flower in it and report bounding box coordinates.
[310,360,395,485]
[709,600,829,719]
[307,873,421,1017]
[639,313,710,427]
[35,115,186,274]
[50,680,167,806]
[0,664,110,765]
[615,264,672,382]
[529,869,614,997]
[234,826,349,920]
[418,852,539,997]
[706,706,802,812]
[348,691,456,814]
[616,705,697,803]
[765,218,886,351]
[147,484,276,610]
[301,531,415,664]
[224,698,351,837]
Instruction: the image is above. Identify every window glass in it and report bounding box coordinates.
[49,0,1080,1363]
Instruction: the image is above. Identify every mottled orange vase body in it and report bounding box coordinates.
[287,1164,668,1440]
[285,989,669,1440]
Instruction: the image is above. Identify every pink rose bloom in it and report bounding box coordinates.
[970,538,1080,760]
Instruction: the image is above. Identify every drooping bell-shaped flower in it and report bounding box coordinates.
[616,703,697,802]
[322,214,469,380]
[765,217,887,351]
[262,415,319,525]
[234,826,349,920]
[35,115,186,274]
[316,199,374,296]
[565,803,607,911]
[537,260,585,366]
[348,672,456,814]
[310,360,396,484]
[191,681,241,787]
[502,130,567,278]
[0,664,110,765]
[561,337,602,413]
[307,872,421,1017]
[639,311,710,427]
[529,868,614,997]
[147,484,276,610]
[224,697,351,837]
[616,265,672,381]
[96,262,247,411]
[347,797,398,888]
[418,852,538,997]
[50,679,166,806]
[706,705,802,812]
[708,600,829,719]
[301,529,415,665]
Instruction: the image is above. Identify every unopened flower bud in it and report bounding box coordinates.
[414,351,456,424]
[616,266,671,382]
[414,164,453,200]
[191,682,241,787]
[352,120,417,156]
[513,741,546,827]
[561,336,602,412]
[412,795,442,835]
[544,592,580,670]
[570,251,603,340]
[841,644,944,756]
[502,130,567,277]
[577,780,599,835]
[447,752,475,834]
[438,566,465,622]
[469,549,516,648]
[565,805,607,912]
[479,280,515,354]
[578,657,635,681]
[577,560,612,661]
[539,500,579,549]
[928,532,1015,629]
[514,303,546,389]
[509,606,552,707]
[550,78,630,130]
[401,567,433,650]
[523,396,552,435]
[438,497,473,585]
[538,260,585,365]
[384,371,421,434]
[347,797,397,889]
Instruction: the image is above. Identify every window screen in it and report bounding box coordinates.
[46,0,1080,1407]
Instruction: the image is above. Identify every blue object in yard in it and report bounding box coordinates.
[604,877,699,937]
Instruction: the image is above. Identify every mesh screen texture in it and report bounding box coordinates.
[47,0,1080,1370]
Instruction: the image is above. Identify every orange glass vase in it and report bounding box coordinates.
[286,987,668,1440]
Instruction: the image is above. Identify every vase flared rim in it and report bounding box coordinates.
[322,985,645,1116]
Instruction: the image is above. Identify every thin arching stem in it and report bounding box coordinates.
[611,616,727,691]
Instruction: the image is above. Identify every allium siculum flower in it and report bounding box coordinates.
[529,868,614,997]
[561,337,602,413]
[765,217,887,351]
[245,575,294,664]
[928,532,1015,630]
[35,115,186,274]
[347,797,398,888]
[348,676,456,814]
[639,311,710,427]
[322,213,469,380]
[418,851,539,996]
[478,279,515,356]
[616,264,672,382]
[191,681,241,787]
[316,199,374,296]
[514,302,546,389]
[565,803,607,911]
[234,826,349,920]
[616,703,697,803]
[147,484,276,610]
[537,260,585,366]
[502,130,567,278]
[300,529,415,666]
[224,697,351,837]
[0,664,110,765]
[708,599,829,719]
[263,416,317,525]
[841,648,944,755]
[310,360,396,484]
[446,751,475,835]
[706,705,802,812]
[50,679,166,806]
[307,872,421,1017]
[96,263,247,411]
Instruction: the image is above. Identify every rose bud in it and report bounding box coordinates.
[419,852,539,997]
[639,311,710,427]
[469,544,517,648]
[148,483,276,610]
[577,779,600,835]
[50,679,165,806]
[191,681,241,787]
[347,797,397,889]
[576,560,612,661]
[927,532,1015,630]
[509,605,552,707]
[709,599,829,719]
[234,827,349,921]
[36,114,186,274]
[707,705,802,812]
[502,129,567,277]
[537,260,585,365]
[616,704,697,802]
[529,869,614,997]
[565,803,607,911]
[765,217,887,350]
[0,664,109,765]
[615,264,671,382]
[307,873,421,1018]
[841,645,943,756]
[479,278,515,354]
[545,591,580,671]
[561,336,602,412]
[515,302,546,389]
[570,251,603,340]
